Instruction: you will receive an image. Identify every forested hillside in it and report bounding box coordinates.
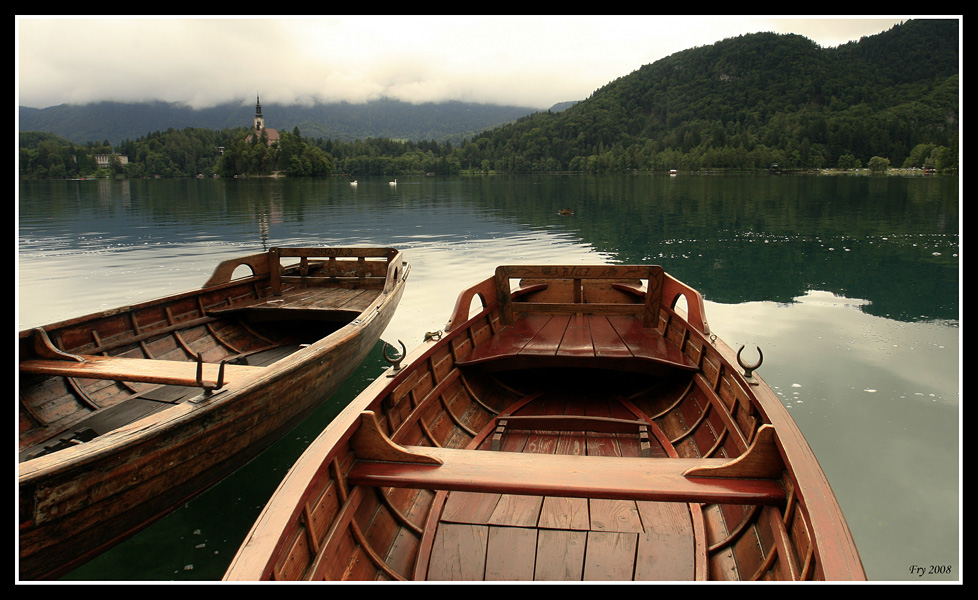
[457,19,958,173]
[19,19,958,179]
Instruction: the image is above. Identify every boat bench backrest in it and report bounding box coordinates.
[203,247,402,293]
[269,247,401,294]
[494,265,665,328]
[444,265,710,336]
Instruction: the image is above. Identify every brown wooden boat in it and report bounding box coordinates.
[223,265,865,582]
[18,246,409,581]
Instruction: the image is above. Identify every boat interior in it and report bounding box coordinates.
[257,267,824,581]
[18,248,399,464]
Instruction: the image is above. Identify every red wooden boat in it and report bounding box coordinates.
[18,247,409,580]
[224,265,865,581]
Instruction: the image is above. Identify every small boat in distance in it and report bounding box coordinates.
[18,246,409,580]
[224,264,864,581]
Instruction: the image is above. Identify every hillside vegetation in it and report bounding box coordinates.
[459,19,958,173]
[19,19,958,179]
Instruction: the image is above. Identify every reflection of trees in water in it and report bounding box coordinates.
[474,174,959,322]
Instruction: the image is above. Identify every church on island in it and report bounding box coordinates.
[246,94,279,146]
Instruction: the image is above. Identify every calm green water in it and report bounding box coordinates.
[17,174,960,582]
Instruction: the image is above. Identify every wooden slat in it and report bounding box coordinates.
[486,494,543,527]
[425,523,488,580]
[558,313,595,356]
[534,529,587,580]
[440,491,502,525]
[588,315,634,358]
[499,414,650,434]
[633,502,696,580]
[498,265,657,281]
[516,314,568,356]
[20,355,263,387]
[485,526,537,580]
[583,532,638,580]
[516,302,644,315]
[278,275,385,290]
[456,314,550,364]
[276,247,396,258]
[457,313,698,371]
[537,496,590,530]
[589,498,644,532]
[606,315,697,369]
[348,446,786,505]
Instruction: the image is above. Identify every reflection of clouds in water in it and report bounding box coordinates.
[707,290,957,407]
[704,289,958,581]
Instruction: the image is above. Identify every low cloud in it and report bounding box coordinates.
[17,16,910,110]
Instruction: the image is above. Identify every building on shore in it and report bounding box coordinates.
[246,94,279,146]
[95,154,128,168]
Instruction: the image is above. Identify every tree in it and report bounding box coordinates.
[868,156,890,173]
[837,153,861,170]
[902,143,936,168]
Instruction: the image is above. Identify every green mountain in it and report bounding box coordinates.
[461,19,958,172]
[18,19,959,178]
[18,97,545,146]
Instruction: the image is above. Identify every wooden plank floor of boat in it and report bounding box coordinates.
[207,285,380,315]
[455,313,698,372]
[18,344,302,462]
[420,394,696,581]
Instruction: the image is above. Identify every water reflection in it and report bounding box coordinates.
[19,174,959,327]
[18,174,959,582]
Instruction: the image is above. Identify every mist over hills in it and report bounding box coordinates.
[18,97,570,146]
[19,19,958,178]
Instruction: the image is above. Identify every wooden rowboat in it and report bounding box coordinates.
[224,265,865,582]
[18,246,409,580]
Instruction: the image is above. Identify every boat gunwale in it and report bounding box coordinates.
[224,299,484,580]
[223,264,865,581]
[17,247,405,342]
[18,248,409,477]
[18,247,410,580]
[18,276,407,480]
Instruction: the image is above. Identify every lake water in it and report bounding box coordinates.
[17,174,960,582]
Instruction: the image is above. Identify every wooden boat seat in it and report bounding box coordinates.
[490,414,655,456]
[456,312,698,372]
[19,355,263,388]
[348,412,786,505]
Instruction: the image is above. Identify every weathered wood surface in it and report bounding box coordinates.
[20,355,263,387]
[223,264,865,582]
[349,411,786,504]
[18,247,409,581]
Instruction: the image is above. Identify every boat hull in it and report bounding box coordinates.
[224,265,864,582]
[18,247,409,580]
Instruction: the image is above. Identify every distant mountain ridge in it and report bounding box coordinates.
[18,97,568,146]
[19,19,958,178]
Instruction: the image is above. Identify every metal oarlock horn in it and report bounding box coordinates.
[383,340,407,375]
[195,352,227,392]
[736,345,763,384]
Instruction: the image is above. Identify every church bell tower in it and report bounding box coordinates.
[254,94,264,133]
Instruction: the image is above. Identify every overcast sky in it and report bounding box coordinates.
[17,15,926,110]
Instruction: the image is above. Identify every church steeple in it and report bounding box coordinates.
[254,93,264,133]
[245,92,278,146]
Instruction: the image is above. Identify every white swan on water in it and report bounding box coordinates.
[389,179,397,186]
[350,180,357,186]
